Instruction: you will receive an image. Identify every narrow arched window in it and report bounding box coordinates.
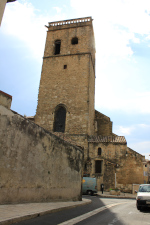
[98,148,101,155]
[54,40,61,55]
[53,106,66,132]
[71,37,78,45]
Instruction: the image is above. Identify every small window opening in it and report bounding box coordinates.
[84,163,87,171]
[54,40,61,55]
[71,37,78,45]
[95,160,102,173]
[98,148,102,155]
[64,65,67,69]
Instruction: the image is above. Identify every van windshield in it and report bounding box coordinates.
[139,185,150,192]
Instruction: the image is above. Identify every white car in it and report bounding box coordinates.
[136,184,150,210]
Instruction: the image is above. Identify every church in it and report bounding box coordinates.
[34,17,145,192]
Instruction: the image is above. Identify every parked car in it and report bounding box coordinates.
[136,184,150,210]
[82,177,97,195]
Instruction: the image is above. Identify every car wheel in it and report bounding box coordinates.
[137,205,141,210]
[87,190,93,196]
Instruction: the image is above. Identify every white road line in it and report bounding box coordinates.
[58,202,127,225]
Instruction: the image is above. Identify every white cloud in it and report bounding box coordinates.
[53,7,62,14]
[138,124,150,129]
[129,141,150,159]
[96,85,150,114]
[114,122,150,137]
[71,0,150,33]
[1,0,150,116]
[1,1,47,60]
[135,92,150,113]
[114,125,135,136]
[1,1,66,60]
[114,124,150,158]
[71,0,150,60]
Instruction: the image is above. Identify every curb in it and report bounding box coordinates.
[97,194,136,200]
[0,199,92,225]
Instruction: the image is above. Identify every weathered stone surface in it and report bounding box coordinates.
[0,105,83,204]
[87,142,144,192]
[110,190,120,195]
[0,91,12,109]
[34,17,145,193]
[95,111,113,136]
[35,17,95,137]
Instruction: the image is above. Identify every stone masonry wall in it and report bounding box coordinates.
[35,55,93,135]
[88,142,144,192]
[0,105,83,204]
[35,18,95,136]
[95,111,112,136]
[0,90,12,109]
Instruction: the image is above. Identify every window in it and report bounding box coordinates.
[98,148,102,155]
[71,37,78,45]
[64,65,67,69]
[53,106,66,132]
[95,160,102,173]
[54,40,61,55]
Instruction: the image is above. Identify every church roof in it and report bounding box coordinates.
[88,135,127,144]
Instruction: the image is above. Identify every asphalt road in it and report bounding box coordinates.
[14,196,150,225]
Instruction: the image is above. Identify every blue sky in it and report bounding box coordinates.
[0,0,150,159]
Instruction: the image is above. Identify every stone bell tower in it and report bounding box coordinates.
[35,17,95,141]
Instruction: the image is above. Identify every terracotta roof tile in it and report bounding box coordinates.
[88,135,126,144]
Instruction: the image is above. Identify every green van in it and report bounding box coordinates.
[82,177,97,195]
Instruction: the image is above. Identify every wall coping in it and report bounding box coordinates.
[48,17,92,27]
[0,90,12,99]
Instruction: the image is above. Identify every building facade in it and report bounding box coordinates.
[35,17,145,192]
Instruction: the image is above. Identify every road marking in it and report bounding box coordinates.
[108,217,118,225]
[58,202,127,225]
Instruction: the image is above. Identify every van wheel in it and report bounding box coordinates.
[87,190,93,196]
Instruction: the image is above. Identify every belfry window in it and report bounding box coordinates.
[53,106,66,132]
[54,40,61,55]
[71,37,78,45]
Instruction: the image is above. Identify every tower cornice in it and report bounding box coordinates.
[46,17,93,31]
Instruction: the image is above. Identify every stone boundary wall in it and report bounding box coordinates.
[0,90,12,109]
[0,105,83,204]
[132,184,140,194]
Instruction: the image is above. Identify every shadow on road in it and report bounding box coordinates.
[12,195,126,225]
[77,195,126,225]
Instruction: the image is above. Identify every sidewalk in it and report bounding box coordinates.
[0,192,136,225]
[0,199,91,225]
